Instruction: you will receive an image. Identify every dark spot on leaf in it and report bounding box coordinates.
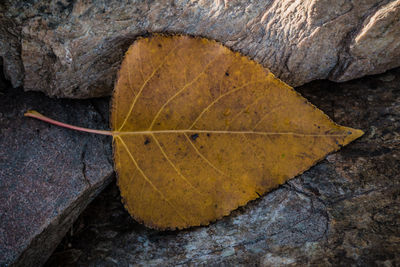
[347,131,352,134]
[144,138,150,145]
[200,145,204,149]
[207,133,211,137]
[158,43,162,48]
[191,133,199,141]
[225,72,229,76]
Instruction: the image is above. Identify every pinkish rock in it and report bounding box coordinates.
[0,84,113,266]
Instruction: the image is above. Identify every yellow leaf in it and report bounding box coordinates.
[111,35,364,230]
[24,34,364,230]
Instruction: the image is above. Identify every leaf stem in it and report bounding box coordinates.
[24,110,113,136]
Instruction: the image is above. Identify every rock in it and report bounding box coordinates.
[0,82,114,266]
[1,0,400,98]
[46,68,400,266]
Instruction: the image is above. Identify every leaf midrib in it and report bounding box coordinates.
[112,129,348,137]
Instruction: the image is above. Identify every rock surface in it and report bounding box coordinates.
[45,67,400,266]
[1,0,400,98]
[0,82,114,266]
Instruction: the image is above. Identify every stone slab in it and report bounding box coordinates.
[0,84,114,266]
[1,0,399,98]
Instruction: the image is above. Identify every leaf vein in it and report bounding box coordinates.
[114,130,348,137]
[184,133,261,194]
[184,133,229,177]
[225,94,267,130]
[252,105,282,131]
[151,134,205,197]
[189,80,266,129]
[116,136,188,224]
[118,44,180,131]
[148,54,222,130]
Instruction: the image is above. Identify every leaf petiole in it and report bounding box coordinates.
[24,110,113,136]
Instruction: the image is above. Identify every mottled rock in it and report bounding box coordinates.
[0,84,113,266]
[1,0,400,98]
[46,68,400,266]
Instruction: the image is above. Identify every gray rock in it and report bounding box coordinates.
[0,84,114,266]
[46,67,400,266]
[1,0,400,98]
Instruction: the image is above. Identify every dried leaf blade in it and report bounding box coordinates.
[111,35,363,230]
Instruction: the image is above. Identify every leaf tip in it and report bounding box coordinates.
[343,127,364,145]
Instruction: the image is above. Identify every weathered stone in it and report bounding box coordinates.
[1,0,400,98]
[46,68,400,266]
[0,83,114,266]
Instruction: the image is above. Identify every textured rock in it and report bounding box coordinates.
[46,67,400,266]
[0,83,113,266]
[1,0,400,98]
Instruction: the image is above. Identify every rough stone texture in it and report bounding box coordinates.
[0,82,114,266]
[46,68,400,266]
[1,0,400,98]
